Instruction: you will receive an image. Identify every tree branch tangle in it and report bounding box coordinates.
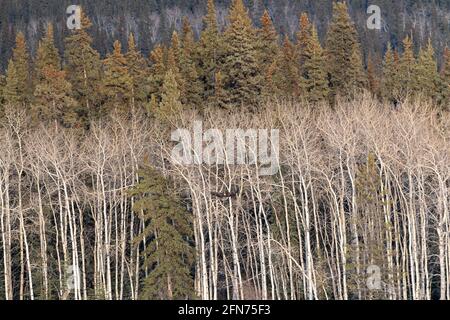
[0,95,448,300]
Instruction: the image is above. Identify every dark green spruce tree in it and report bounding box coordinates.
[439,47,450,108]
[147,45,167,111]
[197,0,223,104]
[179,18,203,107]
[301,27,329,103]
[4,32,31,106]
[64,9,103,123]
[33,23,78,126]
[222,0,262,108]
[415,39,439,101]
[103,40,132,115]
[257,10,279,98]
[131,165,195,300]
[125,33,149,112]
[326,2,366,99]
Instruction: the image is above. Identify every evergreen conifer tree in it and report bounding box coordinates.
[33,24,78,126]
[4,60,21,105]
[257,10,279,98]
[381,43,400,103]
[125,33,149,111]
[103,40,132,114]
[353,153,387,300]
[326,2,365,98]
[212,70,228,109]
[64,9,103,122]
[222,0,262,108]
[439,47,450,108]
[301,27,329,103]
[148,45,167,106]
[33,67,78,127]
[415,39,439,101]
[4,32,31,106]
[274,35,302,98]
[297,12,312,72]
[179,18,203,107]
[157,69,183,123]
[398,35,418,99]
[131,165,194,300]
[367,54,380,96]
[167,32,185,96]
[35,23,60,82]
[197,0,222,102]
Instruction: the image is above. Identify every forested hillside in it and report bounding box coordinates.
[0,0,449,301]
[1,0,450,70]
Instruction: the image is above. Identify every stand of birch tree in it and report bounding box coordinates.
[0,95,449,300]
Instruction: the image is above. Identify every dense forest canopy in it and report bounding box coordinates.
[1,0,450,70]
[0,0,449,301]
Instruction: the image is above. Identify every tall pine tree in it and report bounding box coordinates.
[301,27,329,103]
[197,0,222,103]
[103,40,132,114]
[398,36,418,100]
[4,32,31,106]
[148,45,167,108]
[326,2,365,99]
[156,69,183,123]
[33,67,78,127]
[167,32,186,98]
[131,165,194,300]
[4,60,21,105]
[179,18,202,107]
[415,39,439,101]
[222,0,262,108]
[125,33,149,112]
[34,23,60,82]
[381,43,400,103]
[367,54,380,96]
[64,9,103,122]
[439,47,450,108]
[257,10,279,98]
[273,35,302,98]
[297,12,313,73]
[33,24,77,126]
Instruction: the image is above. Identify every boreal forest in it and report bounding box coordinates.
[0,0,449,301]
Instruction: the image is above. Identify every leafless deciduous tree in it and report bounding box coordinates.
[0,97,448,300]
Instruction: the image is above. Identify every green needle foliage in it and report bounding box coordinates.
[131,165,195,300]
[33,24,78,127]
[126,33,150,111]
[197,0,222,104]
[222,0,263,109]
[103,40,132,115]
[4,32,31,106]
[301,27,329,103]
[64,10,103,122]
[326,2,366,99]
